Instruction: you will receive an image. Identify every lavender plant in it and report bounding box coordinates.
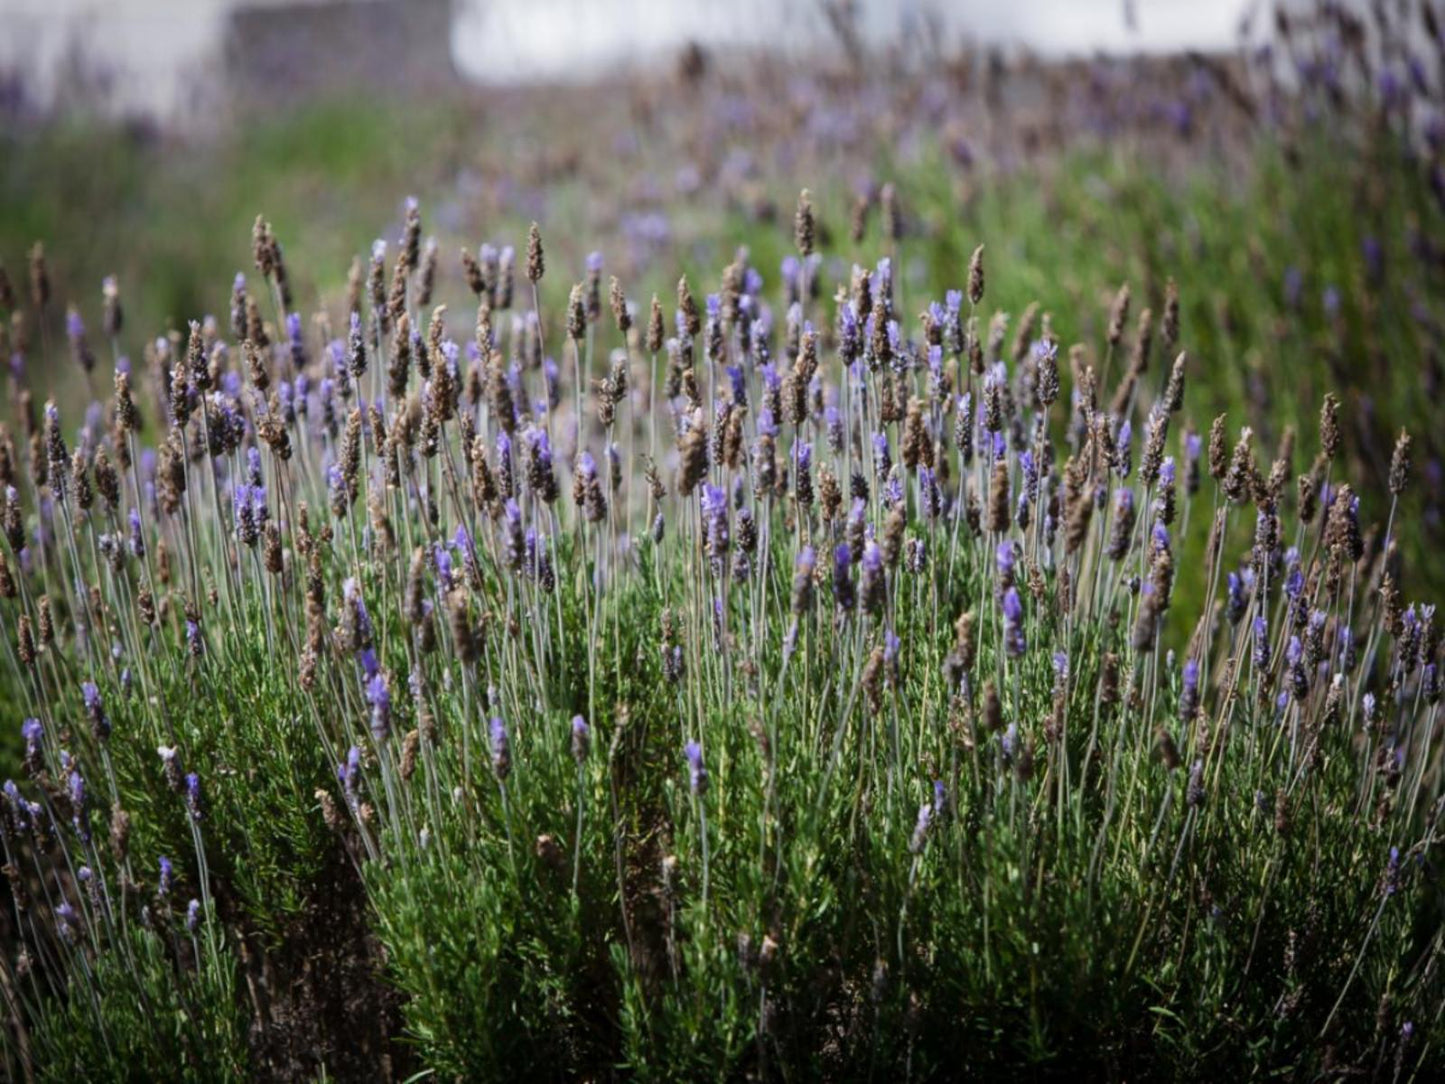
[2,106,1444,1084]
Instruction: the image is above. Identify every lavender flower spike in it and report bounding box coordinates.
[684,740,709,796]
[909,801,933,853]
[1002,587,1026,658]
[571,715,591,764]
[489,717,512,781]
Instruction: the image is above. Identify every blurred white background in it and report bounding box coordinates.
[1,0,1259,119]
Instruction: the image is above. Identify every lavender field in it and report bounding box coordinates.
[1,1,1444,1079]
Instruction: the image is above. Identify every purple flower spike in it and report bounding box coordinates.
[339,745,363,807]
[909,801,933,853]
[571,715,591,764]
[833,544,856,612]
[21,717,42,759]
[367,672,392,742]
[684,740,708,796]
[860,541,885,604]
[996,539,1016,580]
[1253,615,1270,670]
[185,772,204,821]
[1180,658,1201,719]
[1001,587,1026,658]
[489,717,511,781]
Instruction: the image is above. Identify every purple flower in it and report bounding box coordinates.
[909,801,933,853]
[1285,567,1304,600]
[837,304,862,361]
[996,539,1016,581]
[884,630,902,665]
[339,745,362,808]
[489,717,511,781]
[68,769,89,839]
[366,672,392,742]
[872,432,892,478]
[919,466,941,521]
[55,902,78,945]
[185,772,204,821]
[860,540,886,616]
[1115,420,1133,478]
[728,365,748,409]
[1226,571,1248,625]
[158,856,174,896]
[127,507,145,558]
[1001,587,1026,658]
[833,544,855,612]
[932,779,949,823]
[1180,658,1200,719]
[1384,846,1402,896]
[927,343,944,383]
[571,716,590,764]
[824,405,843,452]
[684,740,708,796]
[21,717,42,760]
[882,468,905,510]
[433,543,454,593]
[502,499,525,570]
[81,681,110,741]
[1253,615,1270,670]
[496,431,514,483]
[186,898,202,933]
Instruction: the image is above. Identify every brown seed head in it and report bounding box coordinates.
[1106,284,1130,349]
[967,244,985,306]
[1208,414,1228,480]
[794,188,815,257]
[1388,428,1411,496]
[677,275,701,338]
[526,222,545,284]
[1320,393,1341,461]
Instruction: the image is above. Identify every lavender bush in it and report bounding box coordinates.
[0,191,1438,1079]
[0,4,1444,1080]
